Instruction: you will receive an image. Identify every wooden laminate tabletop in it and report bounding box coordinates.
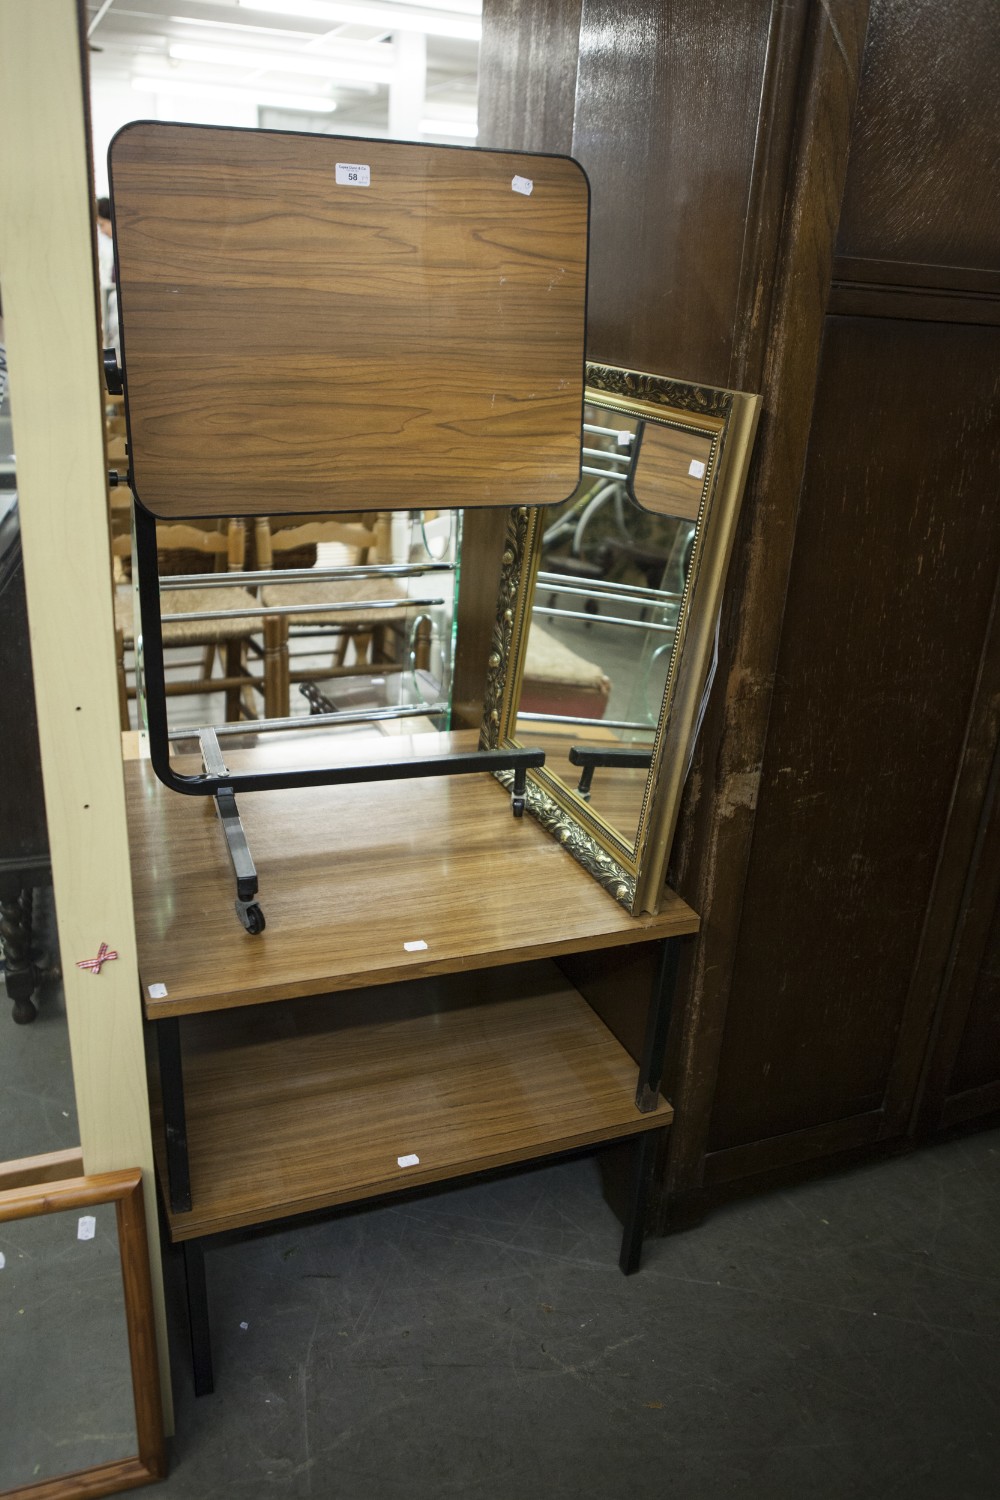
[109,123,589,518]
[124,731,698,1018]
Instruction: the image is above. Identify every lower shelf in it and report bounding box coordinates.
[154,959,672,1241]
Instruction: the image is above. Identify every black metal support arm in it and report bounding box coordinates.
[156,1017,192,1213]
[619,1129,660,1276]
[636,937,681,1113]
[103,347,123,395]
[619,935,685,1273]
[568,744,653,801]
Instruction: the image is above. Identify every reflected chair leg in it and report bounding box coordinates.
[263,613,289,719]
[413,615,432,672]
[182,1239,214,1396]
[619,1129,660,1276]
[223,640,243,721]
[2,886,37,1024]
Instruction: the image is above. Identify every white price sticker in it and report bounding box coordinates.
[688,459,706,480]
[147,983,168,999]
[78,1216,96,1241]
[336,162,370,187]
[397,1154,420,1168]
[404,939,428,952]
[511,175,534,196]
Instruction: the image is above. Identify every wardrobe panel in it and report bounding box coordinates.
[707,315,1000,1151]
[837,0,1000,271]
[570,0,774,384]
[477,0,582,154]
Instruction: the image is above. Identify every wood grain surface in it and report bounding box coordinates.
[562,0,776,387]
[632,421,715,520]
[0,1148,84,1193]
[125,733,697,1017]
[153,959,673,1240]
[511,722,652,839]
[836,0,1000,270]
[109,122,588,517]
[708,315,1000,1152]
[657,0,873,1201]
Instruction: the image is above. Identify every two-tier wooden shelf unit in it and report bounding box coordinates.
[125,734,698,1393]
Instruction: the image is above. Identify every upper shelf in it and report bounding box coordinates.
[124,732,698,1018]
[108,122,589,518]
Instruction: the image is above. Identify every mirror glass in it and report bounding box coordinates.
[512,402,711,843]
[483,364,760,914]
[122,507,461,756]
[0,1203,138,1492]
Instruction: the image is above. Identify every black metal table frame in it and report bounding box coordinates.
[153,933,684,1396]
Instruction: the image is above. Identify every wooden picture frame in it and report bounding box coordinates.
[0,1153,165,1499]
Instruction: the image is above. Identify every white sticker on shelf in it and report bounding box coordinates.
[147,982,168,999]
[336,162,370,186]
[77,1215,96,1241]
[511,175,533,196]
[688,459,706,479]
[404,939,428,952]
[397,1154,420,1168]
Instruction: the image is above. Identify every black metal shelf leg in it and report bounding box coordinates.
[182,1239,215,1397]
[156,1017,192,1213]
[636,936,681,1113]
[619,1128,661,1275]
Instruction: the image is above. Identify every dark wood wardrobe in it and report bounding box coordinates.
[459,0,1000,1226]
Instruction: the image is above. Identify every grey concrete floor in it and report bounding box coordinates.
[3,963,999,1499]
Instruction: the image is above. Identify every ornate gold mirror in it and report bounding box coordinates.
[482,363,761,913]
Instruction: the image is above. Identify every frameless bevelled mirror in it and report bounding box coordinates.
[482,363,761,914]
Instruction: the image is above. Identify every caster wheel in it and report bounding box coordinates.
[236,901,266,935]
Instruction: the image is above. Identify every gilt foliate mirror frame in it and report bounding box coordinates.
[481,363,761,915]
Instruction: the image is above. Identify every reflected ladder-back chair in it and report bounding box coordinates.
[253,515,431,719]
[112,519,283,727]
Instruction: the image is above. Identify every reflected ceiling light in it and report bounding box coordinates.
[131,75,338,113]
[168,15,316,40]
[420,117,478,138]
[168,42,394,84]
[237,1,481,43]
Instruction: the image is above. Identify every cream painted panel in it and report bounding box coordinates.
[0,0,171,1428]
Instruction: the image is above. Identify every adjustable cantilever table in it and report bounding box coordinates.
[123,731,699,1393]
